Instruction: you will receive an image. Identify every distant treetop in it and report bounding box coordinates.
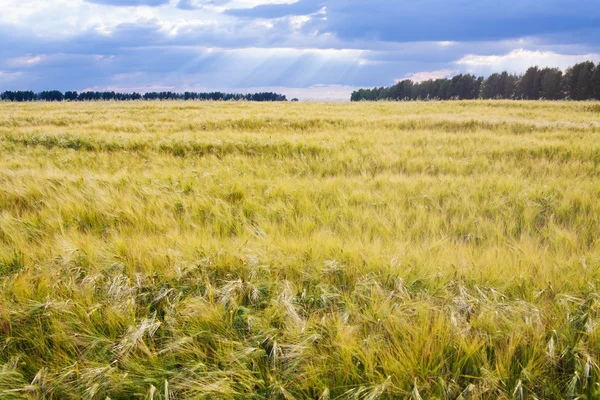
[351,61,600,101]
[0,90,287,102]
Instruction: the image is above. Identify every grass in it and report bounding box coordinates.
[0,100,599,399]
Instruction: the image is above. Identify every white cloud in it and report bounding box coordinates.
[0,0,229,38]
[6,55,47,67]
[401,50,600,84]
[223,0,299,7]
[280,84,357,101]
[400,69,458,82]
[437,41,456,47]
[289,15,311,30]
[178,0,299,12]
[158,19,219,36]
[455,49,600,75]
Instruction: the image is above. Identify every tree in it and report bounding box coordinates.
[592,62,600,100]
[37,90,64,101]
[64,91,78,101]
[503,73,518,99]
[102,91,116,101]
[519,67,542,99]
[564,61,595,100]
[1,91,35,102]
[481,73,501,99]
[1,90,287,102]
[540,68,563,100]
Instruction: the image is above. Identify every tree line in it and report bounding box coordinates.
[351,61,600,101]
[0,90,287,102]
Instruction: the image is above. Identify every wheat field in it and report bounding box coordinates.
[0,100,599,399]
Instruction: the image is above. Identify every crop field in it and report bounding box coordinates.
[1,100,600,399]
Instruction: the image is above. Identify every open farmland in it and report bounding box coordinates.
[1,100,600,399]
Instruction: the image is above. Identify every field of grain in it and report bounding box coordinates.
[0,100,599,399]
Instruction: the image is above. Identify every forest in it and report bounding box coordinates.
[351,61,600,101]
[0,90,287,102]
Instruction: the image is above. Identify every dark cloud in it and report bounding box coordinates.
[223,0,600,44]
[326,12,600,43]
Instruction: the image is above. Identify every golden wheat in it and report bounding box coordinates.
[0,100,599,399]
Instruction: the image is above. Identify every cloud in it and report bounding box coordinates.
[401,69,458,83]
[320,0,600,43]
[225,0,322,18]
[0,71,22,84]
[397,49,600,88]
[455,49,600,75]
[178,0,304,11]
[0,42,369,92]
[6,55,47,67]
[0,0,599,97]
[84,0,170,6]
[281,84,357,100]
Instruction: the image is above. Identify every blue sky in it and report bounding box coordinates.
[0,0,599,100]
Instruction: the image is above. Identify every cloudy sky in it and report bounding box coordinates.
[1,0,599,100]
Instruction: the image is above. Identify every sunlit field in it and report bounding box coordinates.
[1,100,599,399]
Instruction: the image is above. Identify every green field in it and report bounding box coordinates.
[1,101,600,399]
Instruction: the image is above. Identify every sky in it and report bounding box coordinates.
[0,0,599,100]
